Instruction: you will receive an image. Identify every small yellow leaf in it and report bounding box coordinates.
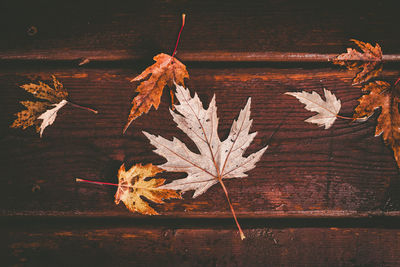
[115,163,181,215]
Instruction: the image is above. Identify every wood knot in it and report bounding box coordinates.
[27,26,38,36]
[32,184,41,193]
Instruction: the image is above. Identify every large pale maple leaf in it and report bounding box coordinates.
[354,80,400,167]
[123,53,189,133]
[333,39,383,85]
[143,85,267,239]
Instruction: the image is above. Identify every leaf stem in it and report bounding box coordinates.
[218,177,246,240]
[76,178,165,191]
[76,178,118,187]
[68,101,98,114]
[171,14,186,57]
[336,114,353,120]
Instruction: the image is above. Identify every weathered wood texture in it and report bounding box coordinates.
[2,0,400,266]
[3,221,400,267]
[1,0,400,61]
[1,67,399,217]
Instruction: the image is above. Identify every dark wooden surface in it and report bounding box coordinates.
[1,0,400,266]
[3,218,400,267]
[1,0,400,61]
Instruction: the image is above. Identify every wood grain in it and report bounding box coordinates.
[3,222,400,266]
[1,67,399,217]
[1,0,400,61]
[2,1,400,264]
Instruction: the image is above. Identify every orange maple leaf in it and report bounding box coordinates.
[354,80,400,167]
[123,14,188,133]
[333,39,383,85]
[123,53,189,133]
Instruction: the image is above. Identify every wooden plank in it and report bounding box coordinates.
[2,51,400,63]
[3,223,400,266]
[1,0,400,61]
[179,52,400,63]
[1,66,399,217]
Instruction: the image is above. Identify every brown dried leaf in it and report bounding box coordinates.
[123,53,189,133]
[21,75,68,102]
[354,80,400,166]
[10,101,51,132]
[333,39,383,85]
[115,163,181,215]
[10,76,69,136]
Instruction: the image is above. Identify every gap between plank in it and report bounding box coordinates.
[2,51,400,62]
[2,215,400,229]
[2,210,400,218]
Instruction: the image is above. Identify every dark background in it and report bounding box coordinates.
[1,0,400,266]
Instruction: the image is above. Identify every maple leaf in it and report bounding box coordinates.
[123,14,188,133]
[37,100,68,137]
[114,163,182,215]
[123,53,189,133]
[10,100,51,133]
[143,84,268,239]
[353,80,400,167]
[10,75,97,137]
[285,88,341,129]
[333,39,383,85]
